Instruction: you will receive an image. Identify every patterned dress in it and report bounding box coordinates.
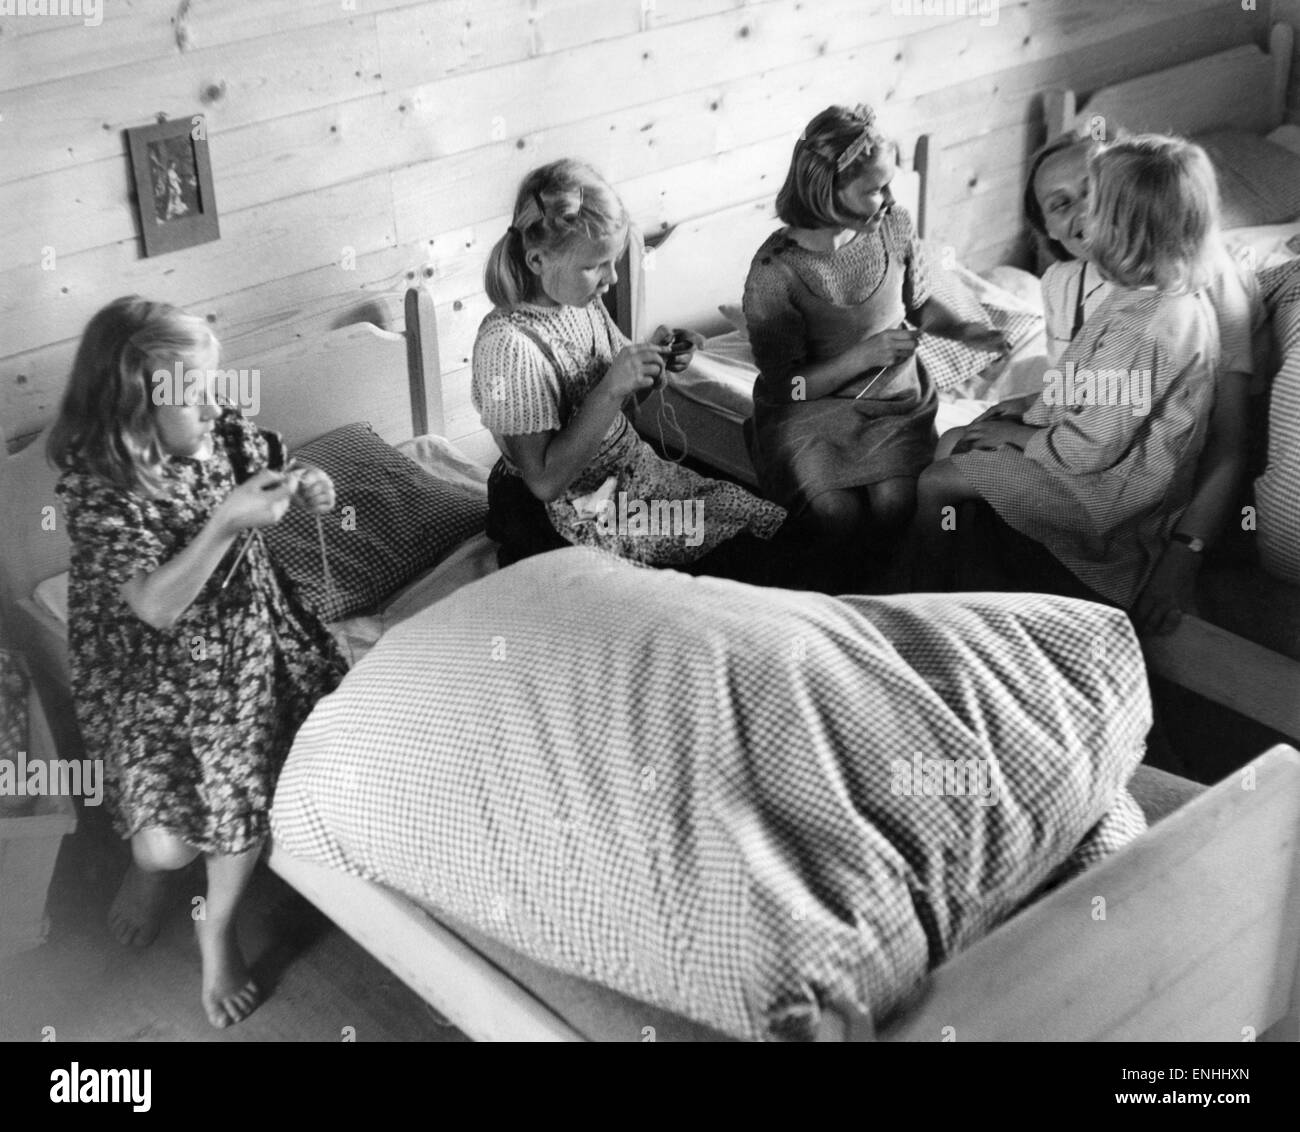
[58,411,346,855]
[951,286,1221,607]
[742,207,938,512]
[471,300,786,565]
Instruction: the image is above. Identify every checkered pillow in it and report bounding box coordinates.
[263,422,487,621]
[913,241,1041,391]
[917,306,1042,392]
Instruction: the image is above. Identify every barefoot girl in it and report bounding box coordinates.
[471,158,788,579]
[917,135,1225,609]
[48,297,347,1028]
[742,104,1006,588]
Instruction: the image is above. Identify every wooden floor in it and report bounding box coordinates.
[0,800,467,1042]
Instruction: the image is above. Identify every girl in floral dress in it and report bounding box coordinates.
[48,297,346,1028]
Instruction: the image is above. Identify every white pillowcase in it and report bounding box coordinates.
[1223,220,1300,273]
[32,572,69,625]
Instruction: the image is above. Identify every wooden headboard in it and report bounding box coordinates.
[0,287,442,616]
[606,135,932,341]
[1045,22,1294,139]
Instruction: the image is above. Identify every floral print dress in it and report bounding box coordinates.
[58,411,346,855]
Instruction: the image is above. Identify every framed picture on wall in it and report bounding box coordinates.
[125,115,219,257]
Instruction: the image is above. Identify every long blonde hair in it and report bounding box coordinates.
[47,296,217,497]
[1085,134,1221,292]
[483,159,629,308]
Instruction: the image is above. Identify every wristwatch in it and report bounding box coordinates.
[1170,532,1206,553]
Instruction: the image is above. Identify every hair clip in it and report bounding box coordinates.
[532,187,547,217]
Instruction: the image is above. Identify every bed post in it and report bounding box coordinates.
[1269,21,1294,129]
[1041,89,1076,139]
[404,286,442,437]
[606,226,646,342]
[912,134,931,241]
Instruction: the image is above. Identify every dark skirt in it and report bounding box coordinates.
[746,358,938,513]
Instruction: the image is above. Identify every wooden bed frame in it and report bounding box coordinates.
[1045,22,1294,140]
[2,283,1298,1043]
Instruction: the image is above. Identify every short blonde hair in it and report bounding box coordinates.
[776,104,899,230]
[1085,134,1220,292]
[48,296,217,497]
[484,159,629,308]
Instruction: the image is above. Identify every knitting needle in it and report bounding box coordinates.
[220,462,299,590]
[315,512,332,598]
[220,531,254,590]
[855,319,917,400]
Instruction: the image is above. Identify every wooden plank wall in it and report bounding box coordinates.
[0,0,1269,455]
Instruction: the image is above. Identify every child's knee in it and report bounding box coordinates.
[867,478,916,529]
[133,828,199,872]
[918,458,966,502]
[803,488,866,541]
[917,460,946,503]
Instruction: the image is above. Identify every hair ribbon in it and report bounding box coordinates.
[835,104,879,172]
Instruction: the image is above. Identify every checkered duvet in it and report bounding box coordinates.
[271,548,1149,1041]
[1256,262,1300,584]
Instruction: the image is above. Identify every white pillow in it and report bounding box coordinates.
[395,433,490,497]
[32,572,69,625]
[1222,221,1300,274]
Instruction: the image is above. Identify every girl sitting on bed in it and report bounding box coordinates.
[742,104,1007,590]
[471,158,792,580]
[915,134,1225,611]
[47,297,347,1029]
[941,134,1260,626]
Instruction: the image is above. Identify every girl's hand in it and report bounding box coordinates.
[853,326,920,371]
[217,469,296,535]
[972,392,1037,425]
[956,419,1035,452]
[649,325,704,374]
[293,466,336,514]
[602,344,666,399]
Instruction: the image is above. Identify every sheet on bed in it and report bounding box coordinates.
[272,548,1149,1042]
[1253,262,1300,585]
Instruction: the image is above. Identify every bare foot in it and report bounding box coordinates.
[108,865,170,948]
[196,918,262,1029]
